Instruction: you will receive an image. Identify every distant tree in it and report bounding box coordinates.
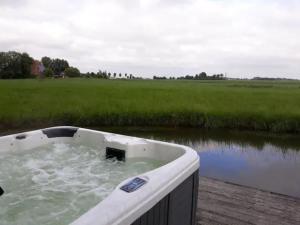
[199,72,207,79]
[64,67,80,77]
[41,56,51,68]
[97,70,102,78]
[96,70,110,79]
[185,75,193,80]
[103,71,108,79]
[0,51,33,79]
[20,52,33,77]
[119,73,122,78]
[113,72,116,78]
[49,58,69,74]
[43,68,54,77]
[153,75,167,80]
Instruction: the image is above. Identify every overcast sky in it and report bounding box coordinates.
[1,0,300,78]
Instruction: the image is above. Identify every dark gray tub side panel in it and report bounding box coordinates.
[132,194,169,225]
[131,170,199,225]
[191,171,199,225]
[42,127,78,138]
[168,173,194,225]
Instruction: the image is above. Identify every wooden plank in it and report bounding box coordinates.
[197,176,300,225]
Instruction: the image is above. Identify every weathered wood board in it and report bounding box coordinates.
[197,176,300,225]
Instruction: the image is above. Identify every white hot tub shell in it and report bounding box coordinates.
[0,126,200,225]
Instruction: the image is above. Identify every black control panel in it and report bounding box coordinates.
[0,186,4,197]
[106,147,126,161]
[120,177,147,193]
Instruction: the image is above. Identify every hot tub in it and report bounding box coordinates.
[0,126,199,225]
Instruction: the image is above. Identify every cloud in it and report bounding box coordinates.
[0,0,300,78]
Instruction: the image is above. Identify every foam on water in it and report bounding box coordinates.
[0,143,163,225]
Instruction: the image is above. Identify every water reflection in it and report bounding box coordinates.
[100,127,300,198]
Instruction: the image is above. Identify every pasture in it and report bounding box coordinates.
[1,79,300,133]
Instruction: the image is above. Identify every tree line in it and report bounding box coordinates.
[154,72,225,80]
[0,51,34,79]
[0,51,81,79]
[83,71,142,79]
[0,51,142,79]
[41,56,81,78]
[1,51,227,80]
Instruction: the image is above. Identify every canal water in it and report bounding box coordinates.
[101,127,300,198]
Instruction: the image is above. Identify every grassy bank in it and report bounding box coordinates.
[1,79,300,133]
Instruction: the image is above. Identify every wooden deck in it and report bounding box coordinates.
[197,176,300,225]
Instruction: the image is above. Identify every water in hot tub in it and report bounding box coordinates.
[0,143,164,225]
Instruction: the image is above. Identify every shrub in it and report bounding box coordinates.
[43,68,54,77]
[64,67,80,77]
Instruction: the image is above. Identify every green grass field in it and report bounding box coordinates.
[1,79,300,133]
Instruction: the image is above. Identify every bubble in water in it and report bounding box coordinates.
[0,143,164,225]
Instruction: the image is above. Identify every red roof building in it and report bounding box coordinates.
[31,60,45,76]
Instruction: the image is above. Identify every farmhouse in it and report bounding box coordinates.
[31,60,44,76]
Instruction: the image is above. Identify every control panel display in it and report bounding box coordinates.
[120,177,147,193]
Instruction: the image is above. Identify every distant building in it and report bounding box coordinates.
[53,72,65,79]
[31,60,45,76]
